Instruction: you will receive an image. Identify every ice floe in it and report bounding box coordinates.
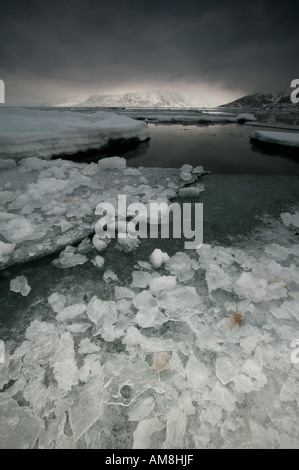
[0,108,149,160]
[251,130,299,148]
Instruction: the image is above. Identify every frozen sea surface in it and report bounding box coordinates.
[0,108,298,449]
[0,169,298,449]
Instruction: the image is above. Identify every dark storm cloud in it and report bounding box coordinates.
[0,0,298,100]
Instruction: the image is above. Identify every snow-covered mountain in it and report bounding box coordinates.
[220,92,297,110]
[81,91,195,108]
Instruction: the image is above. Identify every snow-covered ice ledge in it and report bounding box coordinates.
[117,109,257,125]
[0,108,150,160]
[251,130,299,150]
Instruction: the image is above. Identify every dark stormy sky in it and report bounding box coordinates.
[0,0,298,106]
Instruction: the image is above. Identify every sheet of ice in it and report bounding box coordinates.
[0,161,194,269]
[0,108,149,160]
[251,130,299,148]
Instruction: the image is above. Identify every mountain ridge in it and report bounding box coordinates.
[80,91,196,108]
[219,92,297,110]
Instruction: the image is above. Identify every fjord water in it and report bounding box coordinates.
[126,123,299,174]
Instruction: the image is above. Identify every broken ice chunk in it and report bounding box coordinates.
[87,298,120,341]
[236,113,256,123]
[193,165,204,174]
[115,286,135,299]
[165,252,195,282]
[234,272,287,302]
[0,215,38,243]
[137,260,152,270]
[53,332,78,391]
[92,235,107,253]
[280,211,299,228]
[0,241,15,262]
[178,187,203,198]
[68,376,104,441]
[132,290,157,310]
[76,237,93,254]
[128,396,155,422]
[215,356,237,385]
[124,168,141,176]
[205,262,232,293]
[234,360,267,394]
[163,393,195,449]
[133,417,165,449]
[0,365,9,390]
[78,338,100,355]
[149,248,169,269]
[186,354,209,389]
[97,156,126,170]
[157,286,202,318]
[56,303,86,322]
[180,164,193,182]
[91,255,105,268]
[210,382,235,412]
[132,271,153,288]
[53,246,88,268]
[103,269,118,282]
[265,243,289,261]
[65,322,91,334]
[290,264,299,285]
[135,307,168,329]
[10,275,31,296]
[180,172,192,182]
[48,292,66,313]
[116,234,141,253]
[0,397,41,449]
[149,275,177,295]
